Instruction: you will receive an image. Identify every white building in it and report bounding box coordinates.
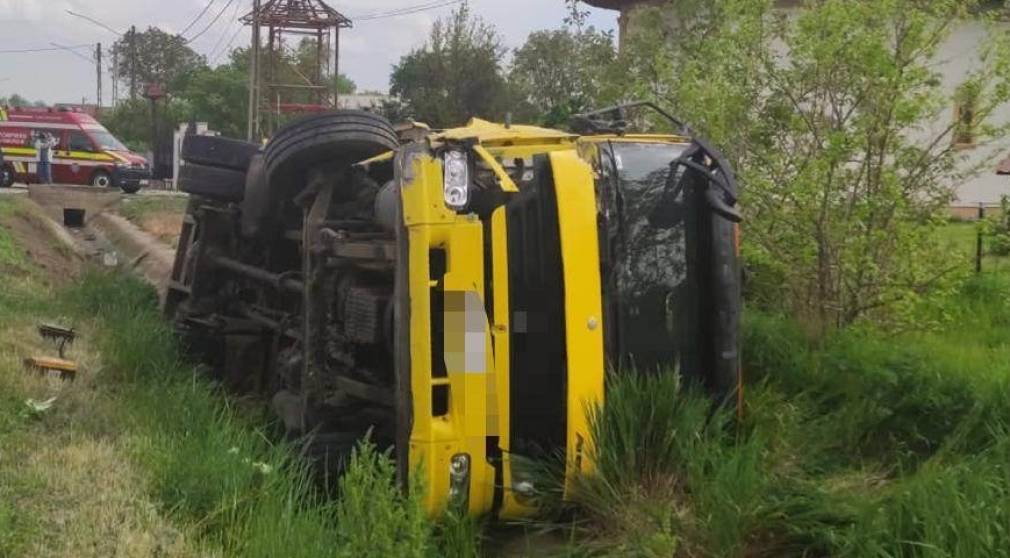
[336,93,390,112]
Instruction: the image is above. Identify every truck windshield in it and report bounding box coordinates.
[600,141,696,373]
[89,130,128,152]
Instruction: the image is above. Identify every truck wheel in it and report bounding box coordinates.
[182,135,261,172]
[120,182,142,194]
[91,170,112,188]
[0,165,13,188]
[264,110,398,189]
[240,154,273,238]
[178,162,246,201]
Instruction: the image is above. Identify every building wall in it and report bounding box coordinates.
[932,21,1010,204]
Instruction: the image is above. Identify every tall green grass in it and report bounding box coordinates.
[562,273,1010,556]
[56,269,477,557]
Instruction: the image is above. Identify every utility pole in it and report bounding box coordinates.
[112,49,119,106]
[335,15,347,107]
[129,25,138,100]
[95,43,103,111]
[247,0,261,141]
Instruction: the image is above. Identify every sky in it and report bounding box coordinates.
[0,0,618,105]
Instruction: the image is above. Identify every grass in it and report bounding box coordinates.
[117,195,189,247]
[942,220,1010,274]
[56,270,482,556]
[557,271,1010,556]
[0,194,480,556]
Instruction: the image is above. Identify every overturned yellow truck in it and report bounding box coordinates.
[165,103,742,518]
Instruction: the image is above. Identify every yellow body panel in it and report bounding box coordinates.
[550,150,606,494]
[436,118,575,144]
[401,152,496,516]
[397,124,610,519]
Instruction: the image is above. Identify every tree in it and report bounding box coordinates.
[390,3,510,127]
[99,97,192,153]
[510,0,618,126]
[101,37,361,147]
[621,0,1010,329]
[178,63,248,139]
[111,27,207,96]
[0,94,44,107]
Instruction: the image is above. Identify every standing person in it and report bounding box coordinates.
[34,131,54,184]
[0,139,7,188]
[0,107,9,187]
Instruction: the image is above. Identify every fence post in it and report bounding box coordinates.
[977,202,985,274]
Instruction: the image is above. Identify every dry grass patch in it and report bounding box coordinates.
[0,318,204,558]
[117,196,188,248]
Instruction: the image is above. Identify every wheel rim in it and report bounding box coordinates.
[94,173,111,188]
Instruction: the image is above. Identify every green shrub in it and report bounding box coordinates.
[334,443,432,557]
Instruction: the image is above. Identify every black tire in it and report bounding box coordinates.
[182,135,261,172]
[264,110,398,189]
[240,154,272,238]
[120,182,142,194]
[91,170,112,188]
[178,162,246,201]
[0,164,13,188]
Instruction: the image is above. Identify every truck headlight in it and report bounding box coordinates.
[442,150,469,210]
[448,453,471,509]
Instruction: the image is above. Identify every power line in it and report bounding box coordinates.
[0,44,93,54]
[65,10,123,36]
[211,25,245,65]
[207,0,243,61]
[179,0,219,37]
[49,42,95,63]
[185,0,237,43]
[353,0,464,21]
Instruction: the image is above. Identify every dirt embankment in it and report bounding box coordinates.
[117,196,188,248]
[0,197,198,557]
[0,202,80,285]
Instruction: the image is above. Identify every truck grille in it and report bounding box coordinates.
[506,156,567,458]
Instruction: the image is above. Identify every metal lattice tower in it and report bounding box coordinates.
[243,0,352,140]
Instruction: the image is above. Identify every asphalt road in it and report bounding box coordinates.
[1,183,187,197]
[0,184,27,195]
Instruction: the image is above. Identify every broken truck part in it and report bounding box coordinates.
[165,105,742,519]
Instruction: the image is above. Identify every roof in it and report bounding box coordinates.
[241,0,351,29]
[3,107,100,125]
[434,118,576,145]
[582,0,649,10]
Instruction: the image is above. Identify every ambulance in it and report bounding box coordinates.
[0,106,149,193]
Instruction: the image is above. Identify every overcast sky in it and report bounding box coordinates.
[0,0,618,105]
